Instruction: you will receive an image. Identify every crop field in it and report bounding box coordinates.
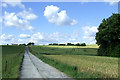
[30,45,118,78]
[46,44,99,48]
[29,45,98,56]
[44,55,118,78]
[2,45,25,78]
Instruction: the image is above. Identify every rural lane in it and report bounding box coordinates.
[19,46,69,78]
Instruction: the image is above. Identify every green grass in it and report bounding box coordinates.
[29,45,98,56]
[32,53,105,78]
[2,45,25,78]
[29,45,118,78]
[44,55,118,78]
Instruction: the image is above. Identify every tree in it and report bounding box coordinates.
[80,43,86,46]
[96,14,120,57]
[27,42,34,45]
[67,43,74,46]
[53,43,58,45]
[49,43,53,45]
[31,42,34,45]
[19,44,26,46]
[59,44,66,46]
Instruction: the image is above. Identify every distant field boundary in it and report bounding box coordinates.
[36,44,99,49]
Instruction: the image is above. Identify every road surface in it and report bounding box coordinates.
[20,47,69,78]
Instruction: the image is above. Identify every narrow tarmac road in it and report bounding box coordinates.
[20,47,69,78]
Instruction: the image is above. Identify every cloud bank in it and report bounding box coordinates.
[83,26,98,44]
[19,34,31,38]
[0,34,15,44]
[0,31,80,45]
[3,9,37,32]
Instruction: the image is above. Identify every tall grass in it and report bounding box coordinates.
[2,45,25,78]
[44,55,118,78]
[32,52,105,78]
[29,45,118,78]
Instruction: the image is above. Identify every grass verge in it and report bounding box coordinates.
[2,45,25,78]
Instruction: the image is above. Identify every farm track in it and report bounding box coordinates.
[20,47,69,78]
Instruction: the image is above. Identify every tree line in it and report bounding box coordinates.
[19,42,34,46]
[49,43,86,46]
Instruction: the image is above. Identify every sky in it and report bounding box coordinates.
[0,0,119,45]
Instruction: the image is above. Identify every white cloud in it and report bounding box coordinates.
[18,38,29,44]
[3,10,37,32]
[2,0,25,9]
[28,32,63,44]
[44,5,78,26]
[17,9,38,20]
[29,32,43,43]
[19,34,31,38]
[83,26,98,44]
[18,39,24,44]
[28,31,80,45]
[0,34,15,45]
[17,31,79,45]
[0,30,80,45]
[17,33,43,44]
[48,32,70,43]
[84,26,98,37]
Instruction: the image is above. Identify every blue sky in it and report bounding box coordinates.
[0,1,118,45]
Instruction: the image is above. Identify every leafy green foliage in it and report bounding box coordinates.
[49,43,86,46]
[67,43,74,46]
[96,14,120,57]
[27,42,34,45]
[53,43,58,45]
[80,43,86,46]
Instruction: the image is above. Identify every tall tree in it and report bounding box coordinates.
[96,14,120,57]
